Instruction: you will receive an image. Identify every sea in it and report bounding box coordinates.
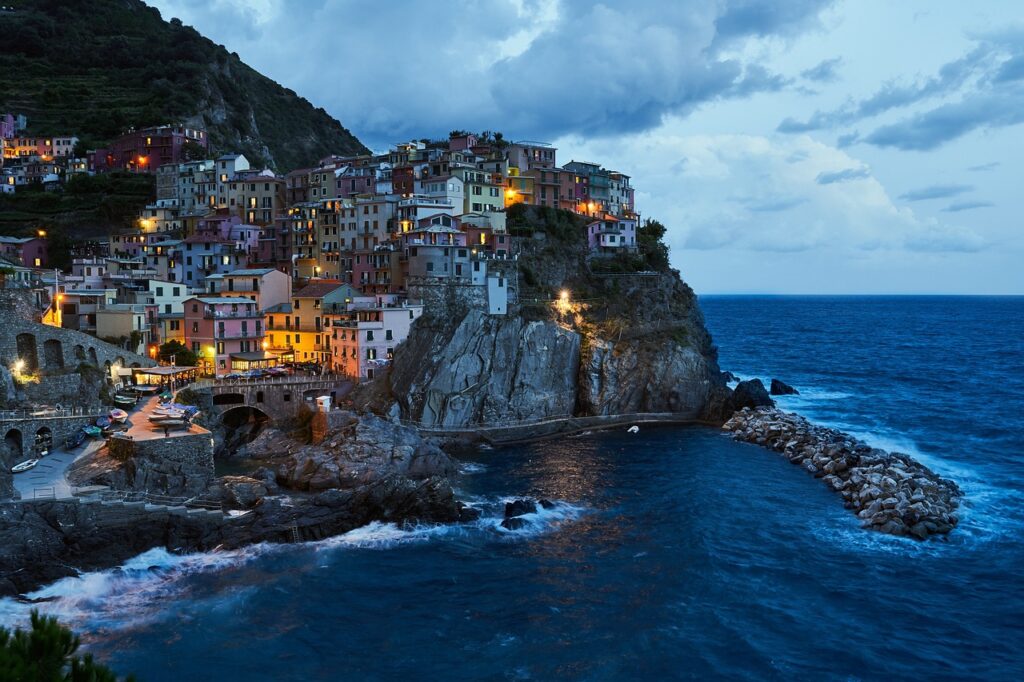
[2,296,1023,680]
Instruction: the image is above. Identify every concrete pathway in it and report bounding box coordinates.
[13,438,103,500]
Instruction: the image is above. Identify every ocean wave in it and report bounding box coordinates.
[458,461,488,475]
[0,545,270,630]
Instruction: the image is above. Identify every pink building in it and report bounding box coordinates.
[0,236,48,268]
[183,296,266,377]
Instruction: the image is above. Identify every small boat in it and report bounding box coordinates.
[133,384,160,395]
[109,409,129,423]
[95,416,112,430]
[83,426,102,438]
[11,459,39,474]
[627,425,640,433]
[113,394,137,408]
[64,430,86,449]
[152,418,188,428]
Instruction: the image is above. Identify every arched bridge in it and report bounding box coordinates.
[197,377,354,422]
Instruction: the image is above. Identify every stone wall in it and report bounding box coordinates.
[0,290,155,377]
[21,374,101,409]
[1,414,102,466]
[106,431,217,496]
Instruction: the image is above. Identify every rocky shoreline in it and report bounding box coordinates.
[723,407,962,540]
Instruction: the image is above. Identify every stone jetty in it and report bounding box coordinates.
[723,407,962,540]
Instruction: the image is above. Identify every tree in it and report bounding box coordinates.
[638,218,670,271]
[159,339,197,366]
[0,610,132,681]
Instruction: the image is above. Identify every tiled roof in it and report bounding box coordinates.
[294,281,346,299]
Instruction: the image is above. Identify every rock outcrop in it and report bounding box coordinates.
[0,475,462,596]
[379,270,732,428]
[770,379,799,395]
[245,412,457,492]
[723,408,961,540]
[730,379,775,410]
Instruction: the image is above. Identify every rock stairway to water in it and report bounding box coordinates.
[723,407,962,540]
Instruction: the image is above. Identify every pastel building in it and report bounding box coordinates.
[206,268,291,311]
[90,124,207,173]
[183,296,266,376]
[331,299,424,380]
[586,217,638,253]
[0,236,48,268]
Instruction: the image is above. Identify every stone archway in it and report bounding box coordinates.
[212,393,245,406]
[218,405,271,458]
[87,347,98,365]
[3,428,22,465]
[15,333,38,371]
[130,362,141,368]
[74,344,86,362]
[43,339,64,369]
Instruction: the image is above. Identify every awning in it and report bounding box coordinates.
[132,365,196,376]
[229,351,278,361]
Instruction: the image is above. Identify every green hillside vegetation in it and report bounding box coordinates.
[0,174,155,260]
[0,0,368,171]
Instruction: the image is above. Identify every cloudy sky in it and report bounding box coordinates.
[151,0,1023,294]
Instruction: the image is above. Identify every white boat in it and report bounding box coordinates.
[11,459,39,473]
[627,425,640,433]
[109,409,129,423]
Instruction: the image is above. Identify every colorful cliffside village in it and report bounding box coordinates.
[2,117,640,380]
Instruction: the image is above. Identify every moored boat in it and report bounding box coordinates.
[11,459,39,473]
[109,408,129,423]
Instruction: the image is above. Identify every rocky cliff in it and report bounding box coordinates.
[368,206,733,429]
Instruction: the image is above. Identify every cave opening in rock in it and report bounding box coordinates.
[216,406,271,461]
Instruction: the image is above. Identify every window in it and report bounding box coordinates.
[385,329,393,341]
[155,286,164,296]
[173,287,180,296]
[366,330,374,341]
[426,262,434,272]
[216,342,225,354]
[191,322,199,333]
[366,348,376,360]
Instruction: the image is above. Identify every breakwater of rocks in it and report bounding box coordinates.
[723,407,962,540]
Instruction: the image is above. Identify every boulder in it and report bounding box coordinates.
[501,517,528,531]
[504,499,537,518]
[730,379,775,411]
[769,379,799,396]
[220,476,269,509]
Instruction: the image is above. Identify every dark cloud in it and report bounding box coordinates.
[836,132,859,147]
[816,167,869,184]
[777,44,1000,134]
[801,57,842,83]
[153,0,835,148]
[713,0,833,44]
[863,90,1024,151]
[942,200,994,212]
[967,161,1000,172]
[898,184,974,201]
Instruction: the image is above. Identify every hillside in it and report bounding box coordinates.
[0,0,368,171]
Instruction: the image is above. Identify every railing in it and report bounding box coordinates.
[208,310,261,319]
[0,406,100,421]
[209,374,346,388]
[90,489,223,511]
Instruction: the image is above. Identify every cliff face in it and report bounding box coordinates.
[380,208,732,429]
[390,310,581,427]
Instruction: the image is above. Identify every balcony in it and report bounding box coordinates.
[207,309,261,319]
[215,329,264,340]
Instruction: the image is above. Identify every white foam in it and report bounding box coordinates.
[0,545,270,630]
[458,462,487,475]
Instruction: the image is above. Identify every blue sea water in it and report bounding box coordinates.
[3,296,1023,680]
